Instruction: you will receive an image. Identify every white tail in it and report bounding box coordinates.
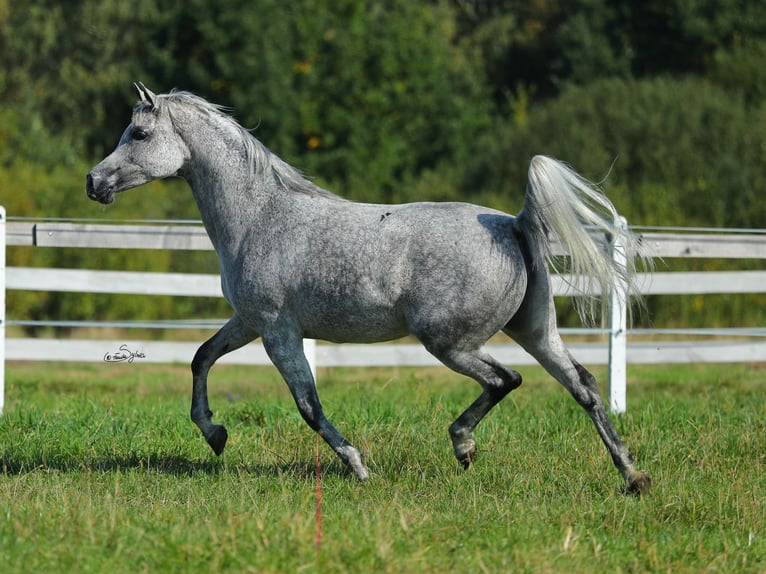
[518,155,646,325]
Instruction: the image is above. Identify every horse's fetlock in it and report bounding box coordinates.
[453,438,477,469]
[448,422,471,441]
[190,407,214,424]
[449,424,476,467]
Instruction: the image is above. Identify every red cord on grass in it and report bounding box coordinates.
[315,434,323,556]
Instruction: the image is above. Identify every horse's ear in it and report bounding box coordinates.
[134,82,157,109]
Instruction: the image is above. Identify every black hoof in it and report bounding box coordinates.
[458,450,476,470]
[207,425,228,456]
[623,471,652,496]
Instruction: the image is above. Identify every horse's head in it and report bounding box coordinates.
[87,83,189,204]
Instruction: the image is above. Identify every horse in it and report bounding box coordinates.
[87,83,651,495]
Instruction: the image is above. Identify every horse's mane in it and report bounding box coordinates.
[159,90,346,201]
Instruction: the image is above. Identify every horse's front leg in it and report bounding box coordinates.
[191,315,258,455]
[262,331,369,481]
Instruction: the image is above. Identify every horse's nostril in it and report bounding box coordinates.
[86,172,94,193]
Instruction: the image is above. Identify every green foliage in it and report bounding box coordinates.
[148,0,492,200]
[455,0,766,100]
[1,363,765,572]
[471,77,766,228]
[711,38,766,106]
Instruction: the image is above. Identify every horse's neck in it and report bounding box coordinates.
[182,125,272,254]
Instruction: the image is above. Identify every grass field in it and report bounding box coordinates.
[1,359,765,573]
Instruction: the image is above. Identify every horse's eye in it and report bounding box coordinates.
[132,129,148,141]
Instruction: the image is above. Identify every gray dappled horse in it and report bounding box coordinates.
[87,84,651,494]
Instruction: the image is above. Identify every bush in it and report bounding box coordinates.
[468,77,766,229]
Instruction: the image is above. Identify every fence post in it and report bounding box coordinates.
[608,217,628,414]
[0,206,6,415]
[304,338,317,382]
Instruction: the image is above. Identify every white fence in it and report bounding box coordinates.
[2,206,765,415]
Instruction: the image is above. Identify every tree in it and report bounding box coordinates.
[454,0,766,108]
[186,0,491,200]
[468,77,766,229]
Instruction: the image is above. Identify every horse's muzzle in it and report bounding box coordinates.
[86,172,115,204]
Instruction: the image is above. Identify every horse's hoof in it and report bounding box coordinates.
[625,471,652,496]
[354,466,370,482]
[207,425,228,456]
[456,445,476,469]
[458,452,475,470]
[343,447,369,482]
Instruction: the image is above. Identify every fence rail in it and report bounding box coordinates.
[2,209,765,416]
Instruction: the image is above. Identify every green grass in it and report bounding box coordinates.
[1,360,765,573]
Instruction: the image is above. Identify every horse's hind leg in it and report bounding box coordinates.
[427,346,522,468]
[262,331,369,481]
[191,315,258,455]
[505,325,651,495]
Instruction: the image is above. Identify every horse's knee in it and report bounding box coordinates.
[191,341,213,377]
[192,335,237,377]
[490,364,522,398]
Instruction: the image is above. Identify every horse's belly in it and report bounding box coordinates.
[298,298,409,343]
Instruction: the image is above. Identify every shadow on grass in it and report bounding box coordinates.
[0,451,352,480]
